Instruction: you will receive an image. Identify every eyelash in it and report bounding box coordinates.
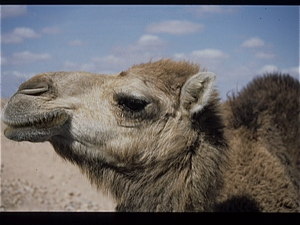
[113,92,149,113]
[119,98,149,112]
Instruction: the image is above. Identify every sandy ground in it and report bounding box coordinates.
[0,99,116,211]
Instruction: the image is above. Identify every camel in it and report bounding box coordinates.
[2,59,299,212]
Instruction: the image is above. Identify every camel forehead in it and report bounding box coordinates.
[116,59,202,96]
[125,59,200,81]
[106,75,160,103]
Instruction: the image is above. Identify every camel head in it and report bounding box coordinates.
[2,59,217,159]
[2,59,224,211]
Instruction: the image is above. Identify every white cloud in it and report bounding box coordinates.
[2,27,41,44]
[63,61,77,69]
[92,53,148,72]
[3,71,23,77]
[241,37,265,48]
[63,61,95,72]
[146,20,204,35]
[191,49,230,60]
[92,35,165,73]
[63,35,165,74]
[174,53,186,59]
[287,66,300,75]
[137,34,164,47]
[282,66,300,78]
[92,55,123,64]
[173,49,230,72]
[1,34,23,44]
[193,6,236,14]
[1,5,27,19]
[258,64,279,74]
[13,27,40,38]
[41,26,62,34]
[257,65,300,79]
[1,57,8,66]
[2,26,61,44]
[68,40,85,46]
[10,51,51,65]
[2,70,35,78]
[255,52,275,59]
[80,63,96,71]
[114,34,165,55]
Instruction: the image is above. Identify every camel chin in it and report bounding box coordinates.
[3,110,69,142]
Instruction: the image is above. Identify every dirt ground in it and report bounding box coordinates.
[0,99,116,211]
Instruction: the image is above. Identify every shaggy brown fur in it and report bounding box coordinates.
[216,74,300,212]
[2,59,299,212]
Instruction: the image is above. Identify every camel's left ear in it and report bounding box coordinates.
[180,72,216,117]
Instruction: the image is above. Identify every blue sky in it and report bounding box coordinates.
[1,5,299,100]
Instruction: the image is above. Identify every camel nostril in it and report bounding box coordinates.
[17,77,50,96]
[18,86,49,95]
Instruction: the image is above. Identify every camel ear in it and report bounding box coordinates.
[180,72,216,116]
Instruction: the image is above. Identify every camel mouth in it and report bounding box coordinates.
[3,110,69,142]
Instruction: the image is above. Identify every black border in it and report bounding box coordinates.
[1,2,299,223]
[1,0,300,5]
[0,212,299,225]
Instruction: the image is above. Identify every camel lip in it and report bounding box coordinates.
[3,125,65,142]
[2,110,70,142]
[2,109,69,128]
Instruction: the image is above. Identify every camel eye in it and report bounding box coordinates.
[114,93,149,112]
[122,99,148,112]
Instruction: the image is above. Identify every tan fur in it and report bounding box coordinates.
[2,59,299,212]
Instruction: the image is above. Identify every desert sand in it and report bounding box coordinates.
[1,99,116,211]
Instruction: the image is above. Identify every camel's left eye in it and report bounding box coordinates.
[122,99,148,112]
[114,93,149,112]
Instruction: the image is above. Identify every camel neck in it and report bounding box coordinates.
[94,135,228,212]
